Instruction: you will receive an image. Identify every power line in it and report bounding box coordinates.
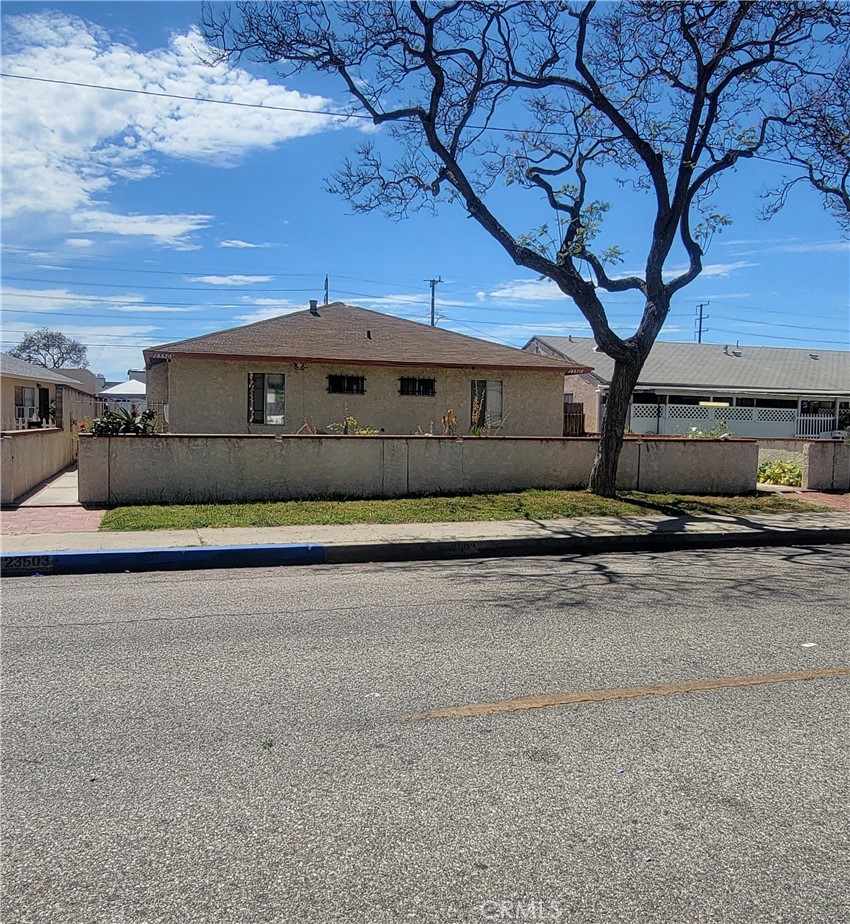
[0,71,809,166]
[2,274,318,294]
[0,72,372,121]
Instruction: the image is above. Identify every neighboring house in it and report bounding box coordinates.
[0,352,97,431]
[144,301,585,436]
[98,378,147,413]
[523,336,850,439]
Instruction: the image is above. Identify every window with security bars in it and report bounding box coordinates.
[248,373,285,424]
[470,379,503,427]
[327,374,365,395]
[399,377,436,397]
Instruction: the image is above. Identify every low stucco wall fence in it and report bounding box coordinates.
[803,441,850,491]
[755,438,849,491]
[78,434,759,506]
[1,428,75,505]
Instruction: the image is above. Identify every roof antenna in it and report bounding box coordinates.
[323,274,329,306]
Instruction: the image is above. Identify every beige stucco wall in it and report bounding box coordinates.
[149,358,565,437]
[635,439,758,494]
[804,441,850,491]
[78,434,757,505]
[566,373,604,432]
[1,429,74,504]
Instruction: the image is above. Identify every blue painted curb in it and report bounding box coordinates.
[0,543,326,577]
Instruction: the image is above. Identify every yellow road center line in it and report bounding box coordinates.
[403,667,850,721]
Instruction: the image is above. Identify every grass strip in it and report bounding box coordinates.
[99,490,828,532]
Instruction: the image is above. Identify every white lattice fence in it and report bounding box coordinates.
[630,402,800,438]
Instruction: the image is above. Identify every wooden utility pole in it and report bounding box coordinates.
[425,276,442,327]
[694,302,709,343]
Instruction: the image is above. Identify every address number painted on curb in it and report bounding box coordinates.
[1,555,54,575]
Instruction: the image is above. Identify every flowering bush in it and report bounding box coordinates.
[684,421,732,439]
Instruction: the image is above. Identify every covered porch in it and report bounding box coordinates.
[627,392,847,439]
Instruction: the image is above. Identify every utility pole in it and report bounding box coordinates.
[425,276,442,327]
[694,302,709,343]
[323,275,329,306]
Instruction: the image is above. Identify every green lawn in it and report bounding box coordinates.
[99,489,828,532]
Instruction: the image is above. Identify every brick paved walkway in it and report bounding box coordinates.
[801,492,850,513]
[0,507,105,536]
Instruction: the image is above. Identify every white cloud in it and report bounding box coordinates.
[733,239,849,256]
[65,238,93,248]
[1,286,146,311]
[490,279,565,301]
[1,11,352,244]
[662,261,757,280]
[75,210,213,248]
[235,300,305,324]
[189,274,273,286]
[218,239,278,249]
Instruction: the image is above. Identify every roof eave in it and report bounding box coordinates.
[142,348,574,372]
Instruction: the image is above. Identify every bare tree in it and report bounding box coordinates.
[203,0,845,496]
[9,328,89,369]
[763,61,850,231]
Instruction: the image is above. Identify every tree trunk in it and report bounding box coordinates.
[588,358,643,497]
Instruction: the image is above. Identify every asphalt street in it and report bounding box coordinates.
[2,546,848,924]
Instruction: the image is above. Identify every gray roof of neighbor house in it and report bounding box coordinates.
[144,302,587,373]
[0,352,84,387]
[526,337,850,396]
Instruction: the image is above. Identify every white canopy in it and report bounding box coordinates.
[98,380,146,397]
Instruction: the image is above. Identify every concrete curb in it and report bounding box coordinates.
[0,544,325,577]
[2,526,849,577]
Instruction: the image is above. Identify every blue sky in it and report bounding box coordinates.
[1,2,848,380]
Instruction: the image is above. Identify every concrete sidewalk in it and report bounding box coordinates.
[1,510,848,576]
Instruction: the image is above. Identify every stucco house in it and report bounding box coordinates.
[0,352,98,431]
[145,302,585,436]
[523,336,850,439]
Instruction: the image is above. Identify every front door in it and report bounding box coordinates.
[38,387,50,425]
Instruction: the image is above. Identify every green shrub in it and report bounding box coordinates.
[90,408,157,436]
[757,459,803,487]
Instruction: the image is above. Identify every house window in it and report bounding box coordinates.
[399,377,436,397]
[327,374,365,395]
[563,393,574,405]
[248,373,285,424]
[14,385,36,423]
[471,380,503,427]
